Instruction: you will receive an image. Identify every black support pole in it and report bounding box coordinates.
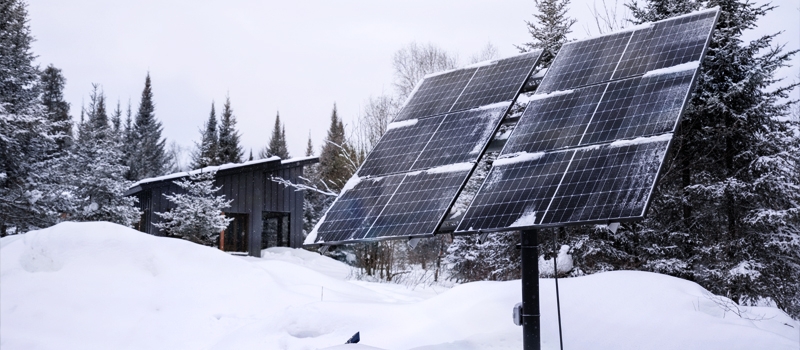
[520,229,540,350]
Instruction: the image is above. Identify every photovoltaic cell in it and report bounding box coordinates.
[503,85,606,154]
[394,51,542,122]
[366,169,471,239]
[539,139,670,225]
[613,10,718,79]
[394,68,477,122]
[537,9,717,94]
[581,70,694,145]
[450,51,541,111]
[358,116,445,177]
[311,175,404,243]
[504,67,695,155]
[536,32,631,94]
[456,151,573,232]
[410,105,507,171]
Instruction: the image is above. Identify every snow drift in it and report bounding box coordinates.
[2,222,798,349]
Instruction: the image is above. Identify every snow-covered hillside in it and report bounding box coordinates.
[1,222,798,349]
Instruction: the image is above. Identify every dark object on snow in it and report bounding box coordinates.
[345,332,360,344]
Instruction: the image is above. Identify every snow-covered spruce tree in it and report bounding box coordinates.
[40,64,72,151]
[68,86,140,226]
[517,0,577,67]
[153,170,233,245]
[318,104,357,193]
[217,96,243,164]
[620,0,800,316]
[262,112,290,159]
[127,73,169,181]
[191,102,220,169]
[0,0,72,234]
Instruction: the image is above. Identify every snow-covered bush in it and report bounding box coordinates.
[153,171,232,245]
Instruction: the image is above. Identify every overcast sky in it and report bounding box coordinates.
[28,0,799,164]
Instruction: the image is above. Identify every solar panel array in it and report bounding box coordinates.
[456,8,718,233]
[307,51,543,244]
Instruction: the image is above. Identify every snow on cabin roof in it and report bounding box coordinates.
[130,156,318,188]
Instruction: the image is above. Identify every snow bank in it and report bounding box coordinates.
[539,245,574,277]
[2,222,798,350]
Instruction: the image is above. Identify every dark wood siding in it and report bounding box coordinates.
[129,159,316,256]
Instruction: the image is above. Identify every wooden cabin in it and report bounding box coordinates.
[125,156,318,257]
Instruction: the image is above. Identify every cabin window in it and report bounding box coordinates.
[262,212,290,249]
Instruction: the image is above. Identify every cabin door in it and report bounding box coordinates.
[262,212,290,249]
[221,213,249,252]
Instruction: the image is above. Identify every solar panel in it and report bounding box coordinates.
[537,9,718,94]
[455,8,718,232]
[394,68,477,122]
[539,137,670,225]
[394,51,542,122]
[456,151,573,232]
[450,52,542,111]
[358,104,507,177]
[357,115,446,177]
[366,168,472,239]
[505,68,694,154]
[311,175,404,243]
[310,166,472,244]
[410,104,508,171]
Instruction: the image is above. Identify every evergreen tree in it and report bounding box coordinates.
[318,104,356,192]
[305,131,314,157]
[40,65,72,150]
[262,112,290,159]
[217,96,243,164]
[614,0,800,316]
[110,100,122,138]
[128,73,169,180]
[153,170,233,245]
[67,86,140,226]
[517,0,577,67]
[191,102,219,169]
[0,0,69,234]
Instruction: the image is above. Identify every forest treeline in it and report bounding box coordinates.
[1,0,798,318]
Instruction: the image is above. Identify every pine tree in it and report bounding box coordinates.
[128,73,169,180]
[517,0,577,67]
[262,112,290,159]
[0,0,69,234]
[153,170,233,245]
[318,104,356,192]
[40,65,72,150]
[217,95,243,164]
[191,102,219,169]
[620,0,800,317]
[305,131,314,156]
[110,100,122,138]
[67,87,140,226]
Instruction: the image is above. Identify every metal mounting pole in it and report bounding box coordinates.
[520,229,540,350]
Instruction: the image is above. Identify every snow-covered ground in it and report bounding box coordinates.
[2,222,798,349]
